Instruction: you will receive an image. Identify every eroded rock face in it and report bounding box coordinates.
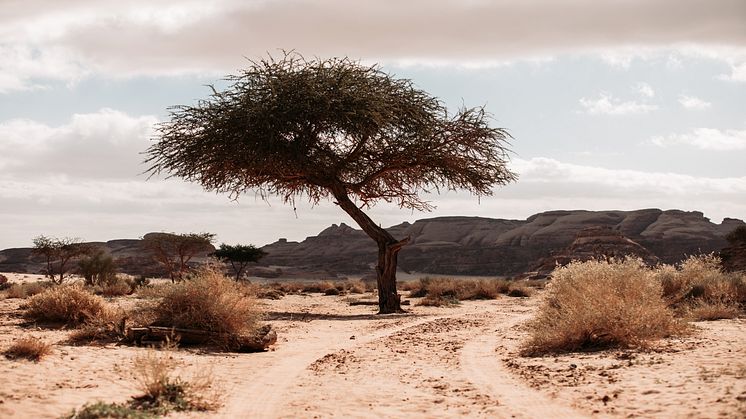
[260,209,743,276]
[1,210,742,277]
[532,226,660,276]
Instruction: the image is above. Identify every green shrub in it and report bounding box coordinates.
[523,258,682,355]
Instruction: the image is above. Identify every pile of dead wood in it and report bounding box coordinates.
[125,324,276,352]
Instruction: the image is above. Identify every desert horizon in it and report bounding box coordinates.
[2,0,745,417]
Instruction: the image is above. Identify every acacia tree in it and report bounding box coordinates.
[32,235,92,284]
[212,244,266,281]
[145,54,516,313]
[141,232,215,282]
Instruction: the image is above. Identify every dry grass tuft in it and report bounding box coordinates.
[65,346,220,418]
[5,281,52,299]
[68,308,127,344]
[132,345,220,413]
[523,258,683,356]
[656,254,745,320]
[144,267,261,348]
[4,336,53,361]
[25,285,107,325]
[409,277,530,305]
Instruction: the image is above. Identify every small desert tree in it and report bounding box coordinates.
[212,244,266,281]
[32,236,92,284]
[726,225,746,246]
[145,53,516,313]
[78,250,118,286]
[141,232,215,282]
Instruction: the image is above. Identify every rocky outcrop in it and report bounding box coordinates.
[260,209,744,276]
[532,226,660,276]
[1,209,742,277]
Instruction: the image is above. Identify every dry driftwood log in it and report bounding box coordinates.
[126,324,276,352]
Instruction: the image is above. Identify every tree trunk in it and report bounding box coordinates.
[331,183,408,314]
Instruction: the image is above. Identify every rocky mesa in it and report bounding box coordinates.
[0,209,742,277]
[261,209,744,276]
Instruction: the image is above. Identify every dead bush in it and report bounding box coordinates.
[4,336,53,361]
[144,267,261,348]
[523,258,683,355]
[6,281,51,299]
[25,285,107,325]
[656,254,744,319]
[68,308,127,344]
[408,277,524,301]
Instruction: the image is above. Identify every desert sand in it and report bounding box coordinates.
[1,272,744,418]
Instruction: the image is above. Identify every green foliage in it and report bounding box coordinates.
[64,401,155,419]
[212,243,266,280]
[78,251,118,286]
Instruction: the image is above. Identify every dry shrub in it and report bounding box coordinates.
[68,307,127,344]
[93,276,134,297]
[6,281,51,299]
[409,277,526,303]
[4,336,53,361]
[135,283,173,299]
[25,285,107,325]
[656,254,744,320]
[523,258,682,355]
[145,267,261,346]
[65,346,219,418]
[132,346,219,412]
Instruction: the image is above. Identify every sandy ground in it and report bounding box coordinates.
[1,272,744,418]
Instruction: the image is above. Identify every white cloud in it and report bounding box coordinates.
[636,82,655,98]
[579,92,659,115]
[678,95,712,110]
[651,128,746,150]
[1,0,746,89]
[0,109,157,178]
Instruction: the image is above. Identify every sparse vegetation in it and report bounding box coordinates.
[65,346,219,418]
[3,336,53,361]
[143,267,261,348]
[141,232,215,282]
[5,281,50,299]
[523,258,683,355]
[24,285,107,325]
[656,254,745,320]
[407,277,532,305]
[32,235,92,283]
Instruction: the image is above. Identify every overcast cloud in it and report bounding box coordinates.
[0,0,744,248]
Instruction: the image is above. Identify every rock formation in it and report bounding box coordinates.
[532,226,660,276]
[260,209,743,276]
[1,209,743,277]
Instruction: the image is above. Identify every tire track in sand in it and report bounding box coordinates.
[459,309,589,419]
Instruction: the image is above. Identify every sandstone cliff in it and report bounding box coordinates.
[260,209,744,276]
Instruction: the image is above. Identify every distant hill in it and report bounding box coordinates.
[260,209,744,276]
[1,209,742,277]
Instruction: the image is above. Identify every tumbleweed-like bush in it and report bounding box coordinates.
[25,285,107,325]
[523,258,682,355]
[145,266,261,346]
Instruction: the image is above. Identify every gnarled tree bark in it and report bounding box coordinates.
[332,183,408,313]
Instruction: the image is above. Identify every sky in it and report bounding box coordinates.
[1,0,745,249]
